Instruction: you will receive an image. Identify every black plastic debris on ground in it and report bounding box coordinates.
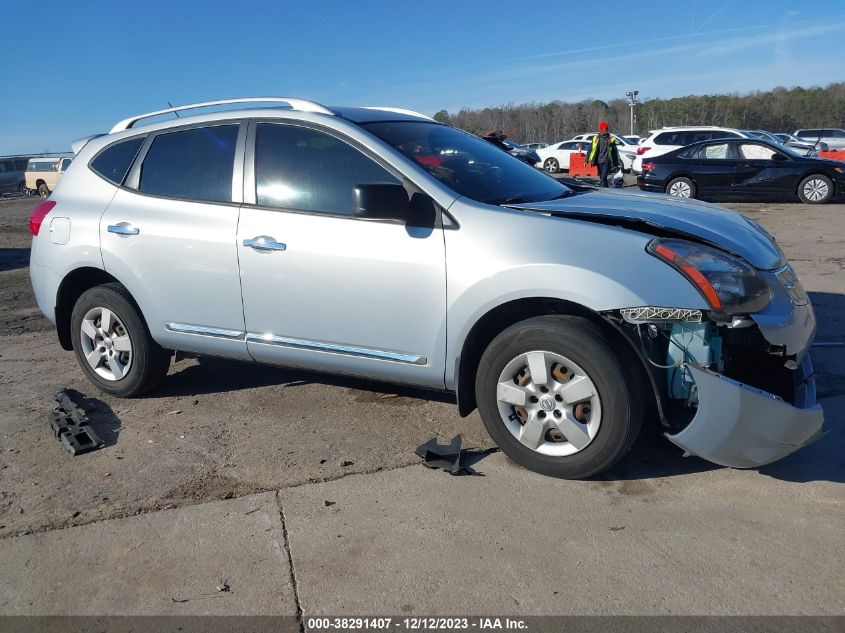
[49,389,105,455]
[415,435,498,476]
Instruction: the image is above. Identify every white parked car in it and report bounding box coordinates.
[567,133,638,171]
[535,140,592,173]
[633,127,749,174]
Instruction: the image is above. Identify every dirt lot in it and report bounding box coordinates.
[0,194,843,616]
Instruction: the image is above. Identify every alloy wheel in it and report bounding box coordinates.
[79,307,133,381]
[803,178,829,202]
[668,181,691,197]
[495,350,602,456]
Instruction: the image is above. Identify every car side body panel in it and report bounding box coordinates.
[442,199,707,388]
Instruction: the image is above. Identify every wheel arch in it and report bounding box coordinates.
[795,172,833,197]
[663,173,697,193]
[55,267,143,350]
[454,297,657,422]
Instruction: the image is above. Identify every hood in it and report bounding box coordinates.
[511,188,785,270]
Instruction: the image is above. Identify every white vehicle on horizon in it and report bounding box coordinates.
[537,134,636,172]
[632,127,750,174]
[534,140,592,173]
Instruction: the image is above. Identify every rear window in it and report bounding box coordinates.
[28,161,58,172]
[91,137,144,185]
[138,125,238,203]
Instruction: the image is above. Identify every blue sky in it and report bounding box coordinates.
[1,0,844,154]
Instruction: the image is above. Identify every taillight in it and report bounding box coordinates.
[29,200,56,236]
[641,162,656,172]
[636,146,651,156]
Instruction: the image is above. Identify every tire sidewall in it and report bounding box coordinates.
[70,286,152,397]
[544,158,558,173]
[666,177,695,199]
[476,317,640,479]
[798,175,833,204]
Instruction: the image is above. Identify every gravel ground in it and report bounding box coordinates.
[0,194,843,539]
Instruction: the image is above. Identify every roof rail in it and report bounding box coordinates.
[110,97,334,133]
[362,106,435,121]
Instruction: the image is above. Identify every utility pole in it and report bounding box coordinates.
[625,90,639,135]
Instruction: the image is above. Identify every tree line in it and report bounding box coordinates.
[432,82,845,143]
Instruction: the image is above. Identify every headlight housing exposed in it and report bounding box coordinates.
[647,239,772,316]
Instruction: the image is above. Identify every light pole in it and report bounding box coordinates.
[625,90,639,135]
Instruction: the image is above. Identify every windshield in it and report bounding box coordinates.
[362,121,570,205]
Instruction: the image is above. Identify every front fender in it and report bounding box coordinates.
[443,202,707,387]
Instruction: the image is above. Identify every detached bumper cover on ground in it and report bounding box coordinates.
[667,357,825,468]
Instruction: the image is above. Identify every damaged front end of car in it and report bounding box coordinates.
[604,238,825,469]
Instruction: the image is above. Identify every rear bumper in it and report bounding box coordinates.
[666,356,824,468]
[636,175,663,193]
[29,258,60,324]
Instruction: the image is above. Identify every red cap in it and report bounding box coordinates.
[599,121,608,131]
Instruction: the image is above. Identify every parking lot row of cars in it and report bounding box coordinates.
[505,126,845,203]
[0,154,73,197]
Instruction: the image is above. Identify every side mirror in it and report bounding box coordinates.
[353,183,411,221]
[771,153,788,162]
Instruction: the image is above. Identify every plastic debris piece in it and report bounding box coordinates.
[49,390,105,456]
[415,435,497,476]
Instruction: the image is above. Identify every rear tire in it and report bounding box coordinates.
[544,158,560,173]
[798,174,833,204]
[475,315,643,479]
[70,283,171,397]
[37,182,50,197]
[18,182,27,195]
[666,177,696,199]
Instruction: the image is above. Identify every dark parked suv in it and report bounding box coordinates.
[0,157,29,195]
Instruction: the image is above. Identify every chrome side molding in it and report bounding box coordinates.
[246,333,427,365]
[165,323,245,340]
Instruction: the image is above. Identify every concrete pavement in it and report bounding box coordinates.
[3,398,842,616]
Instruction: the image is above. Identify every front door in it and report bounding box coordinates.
[100,122,249,360]
[733,142,796,198]
[237,121,447,387]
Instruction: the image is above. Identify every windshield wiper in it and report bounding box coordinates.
[497,196,535,205]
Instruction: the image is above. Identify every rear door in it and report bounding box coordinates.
[100,122,249,360]
[236,121,447,387]
[692,141,738,197]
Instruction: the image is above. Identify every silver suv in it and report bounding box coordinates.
[29,98,824,479]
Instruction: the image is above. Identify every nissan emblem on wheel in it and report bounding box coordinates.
[29,97,824,479]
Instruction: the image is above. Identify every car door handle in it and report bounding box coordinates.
[107,222,140,236]
[243,236,286,252]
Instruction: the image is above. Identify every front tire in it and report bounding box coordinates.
[71,283,171,397]
[798,174,833,204]
[476,316,643,479]
[544,158,560,173]
[666,176,696,199]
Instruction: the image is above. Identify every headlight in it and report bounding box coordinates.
[647,239,772,315]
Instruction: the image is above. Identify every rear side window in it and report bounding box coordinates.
[254,123,400,216]
[654,132,682,145]
[699,143,732,160]
[92,137,145,185]
[14,159,27,170]
[139,125,238,203]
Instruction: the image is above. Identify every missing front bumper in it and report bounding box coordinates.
[665,357,825,468]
